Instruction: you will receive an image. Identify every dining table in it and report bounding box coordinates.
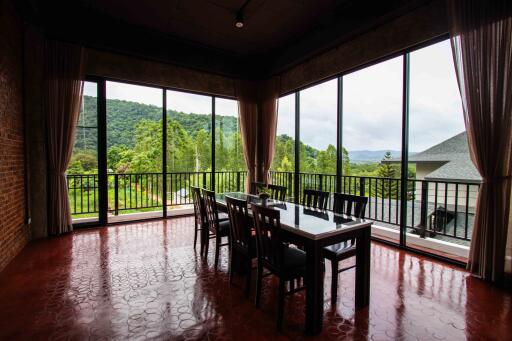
[215,192,373,335]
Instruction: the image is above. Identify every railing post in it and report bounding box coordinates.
[203,172,207,189]
[319,174,323,191]
[288,172,293,200]
[419,181,428,238]
[359,177,365,196]
[114,174,119,216]
[236,171,241,192]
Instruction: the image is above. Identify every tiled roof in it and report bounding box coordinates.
[385,132,481,182]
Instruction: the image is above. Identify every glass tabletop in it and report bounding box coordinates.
[217,192,372,241]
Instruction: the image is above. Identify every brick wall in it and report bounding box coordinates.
[0,0,31,271]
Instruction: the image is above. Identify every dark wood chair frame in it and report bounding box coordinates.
[191,186,207,254]
[252,204,306,330]
[302,188,330,210]
[267,184,287,201]
[324,193,368,304]
[225,196,257,296]
[203,189,231,269]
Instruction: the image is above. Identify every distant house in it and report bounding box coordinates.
[385,131,481,183]
[382,132,481,242]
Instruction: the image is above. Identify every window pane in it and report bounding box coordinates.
[299,79,338,200]
[408,40,475,259]
[167,90,212,208]
[271,94,295,200]
[107,81,163,221]
[215,97,245,192]
[68,81,99,222]
[343,56,403,242]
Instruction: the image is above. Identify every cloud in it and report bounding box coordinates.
[276,39,465,153]
[88,40,464,154]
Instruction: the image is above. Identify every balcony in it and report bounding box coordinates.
[68,170,479,259]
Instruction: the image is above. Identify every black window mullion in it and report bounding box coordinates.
[211,96,216,191]
[294,92,300,204]
[399,54,410,246]
[162,89,167,218]
[336,77,343,194]
[97,79,108,226]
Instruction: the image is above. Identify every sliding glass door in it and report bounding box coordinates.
[67,81,100,225]
[342,56,404,243]
[214,97,246,193]
[270,94,296,201]
[299,79,338,203]
[274,38,470,262]
[166,90,212,214]
[407,40,475,261]
[106,81,164,223]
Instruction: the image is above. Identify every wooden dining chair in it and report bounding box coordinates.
[225,196,256,296]
[250,181,267,195]
[202,189,231,269]
[191,186,207,253]
[302,188,330,210]
[252,204,306,331]
[324,193,368,304]
[267,184,287,201]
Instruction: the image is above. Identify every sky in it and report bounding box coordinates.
[85,40,465,153]
[277,40,465,153]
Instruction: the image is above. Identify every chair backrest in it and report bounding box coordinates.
[191,186,207,227]
[250,182,267,195]
[268,184,287,201]
[252,204,284,268]
[226,196,253,252]
[302,189,330,210]
[333,193,368,218]
[202,189,220,232]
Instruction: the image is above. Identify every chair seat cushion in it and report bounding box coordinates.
[282,246,306,270]
[218,220,231,236]
[324,241,356,260]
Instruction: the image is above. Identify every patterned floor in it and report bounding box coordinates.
[0,217,510,340]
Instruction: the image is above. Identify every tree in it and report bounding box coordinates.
[376,151,399,198]
[68,150,97,174]
[317,144,336,174]
[167,119,195,172]
[195,129,211,171]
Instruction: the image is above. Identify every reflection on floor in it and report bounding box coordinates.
[0,217,510,340]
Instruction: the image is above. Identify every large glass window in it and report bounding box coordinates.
[343,56,404,242]
[215,97,245,192]
[271,94,295,200]
[299,79,338,200]
[68,81,99,223]
[407,40,475,259]
[166,90,212,209]
[106,81,163,222]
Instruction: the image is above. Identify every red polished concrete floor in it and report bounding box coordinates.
[0,218,511,340]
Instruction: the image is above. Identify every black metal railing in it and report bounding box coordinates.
[270,170,479,242]
[68,170,479,242]
[68,171,247,216]
[67,174,99,215]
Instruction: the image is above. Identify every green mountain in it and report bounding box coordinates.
[75,96,239,150]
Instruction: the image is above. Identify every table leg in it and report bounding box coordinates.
[355,227,371,307]
[305,242,324,335]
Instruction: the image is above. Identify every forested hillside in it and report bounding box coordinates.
[70,96,405,179]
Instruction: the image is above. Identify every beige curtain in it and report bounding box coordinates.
[448,0,512,282]
[236,80,258,193]
[257,77,280,184]
[46,41,86,235]
[506,198,512,276]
